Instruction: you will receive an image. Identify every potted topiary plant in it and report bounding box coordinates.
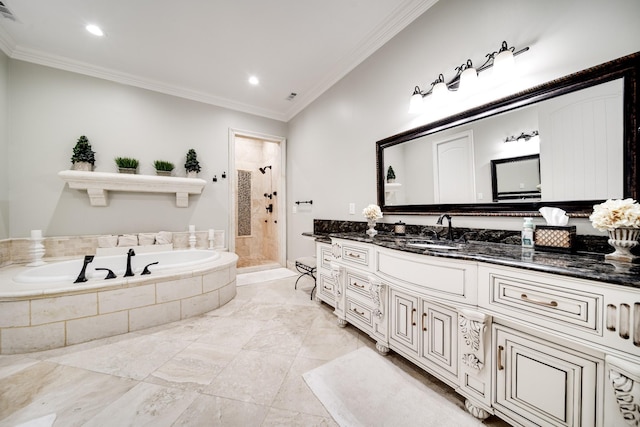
[184,148,201,178]
[387,165,396,183]
[114,157,139,174]
[154,160,175,176]
[70,135,95,171]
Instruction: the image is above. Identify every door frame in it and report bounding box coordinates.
[228,128,287,267]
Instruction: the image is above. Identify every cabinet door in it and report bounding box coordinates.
[390,289,419,353]
[494,324,599,427]
[420,300,457,377]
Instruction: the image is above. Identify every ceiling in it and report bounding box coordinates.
[0,0,436,122]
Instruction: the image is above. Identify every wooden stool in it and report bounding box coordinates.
[295,256,317,299]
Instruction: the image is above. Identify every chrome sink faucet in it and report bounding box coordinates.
[437,214,454,241]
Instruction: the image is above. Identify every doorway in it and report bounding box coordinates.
[229,128,286,270]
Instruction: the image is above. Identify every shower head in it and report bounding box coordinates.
[259,165,272,174]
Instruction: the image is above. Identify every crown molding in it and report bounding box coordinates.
[10,46,289,122]
[3,0,437,123]
[0,23,15,56]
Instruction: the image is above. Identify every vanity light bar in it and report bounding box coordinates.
[409,41,529,112]
[505,130,539,143]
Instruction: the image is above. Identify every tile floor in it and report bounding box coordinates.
[0,272,510,426]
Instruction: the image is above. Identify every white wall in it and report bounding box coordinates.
[7,60,287,239]
[286,0,640,261]
[0,50,8,239]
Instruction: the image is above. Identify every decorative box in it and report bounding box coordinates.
[534,225,576,252]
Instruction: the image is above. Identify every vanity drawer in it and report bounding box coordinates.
[347,272,370,297]
[319,246,334,270]
[341,243,371,268]
[479,266,602,335]
[317,273,336,305]
[346,298,374,329]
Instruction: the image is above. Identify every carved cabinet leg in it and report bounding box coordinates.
[465,399,491,420]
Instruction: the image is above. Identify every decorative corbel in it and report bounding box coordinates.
[458,308,490,372]
[607,355,640,425]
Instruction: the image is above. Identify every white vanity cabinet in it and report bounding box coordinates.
[493,323,600,427]
[389,287,459,385]
[328,239,389,351]
[315,237,640,426]
[479,264,640,426]
[315,242,336,307]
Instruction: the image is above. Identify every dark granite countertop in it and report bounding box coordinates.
[306,231,640,289]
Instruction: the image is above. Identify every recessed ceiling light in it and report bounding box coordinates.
[86,24,104,37]
[248,76,259,86]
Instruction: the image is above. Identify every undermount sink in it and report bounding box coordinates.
[406,240,461,251]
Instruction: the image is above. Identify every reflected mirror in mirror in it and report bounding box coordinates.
[382,79,623,207]
[490,154,540,201]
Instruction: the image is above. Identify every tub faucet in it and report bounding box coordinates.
[124,249,136,277]
[74,255,94,283]
[437,214,454,241]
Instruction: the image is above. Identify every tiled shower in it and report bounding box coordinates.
[234,136,281,269]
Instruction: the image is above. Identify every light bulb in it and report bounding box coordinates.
[459,66,478,95]
[432,81,448,102]
[493,49,515,80]
[408,92,423,114]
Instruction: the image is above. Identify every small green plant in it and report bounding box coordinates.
[387,165,396,182]
[154,160,175,171]
[70,135,95,165]
[114,157,139,169]
[184,149,201,173]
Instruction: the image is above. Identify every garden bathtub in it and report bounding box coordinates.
[0,249,238,354]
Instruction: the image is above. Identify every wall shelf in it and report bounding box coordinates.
[58,170,206,207]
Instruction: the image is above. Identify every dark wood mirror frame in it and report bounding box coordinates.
[376,52,639,217]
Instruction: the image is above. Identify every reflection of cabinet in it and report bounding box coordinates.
[493,324,599,426]
[389,288,458,384]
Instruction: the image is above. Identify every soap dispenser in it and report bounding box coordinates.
[522,217,534,248]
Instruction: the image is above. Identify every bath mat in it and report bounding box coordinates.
[236,267,296,286]
[303,347,483,427]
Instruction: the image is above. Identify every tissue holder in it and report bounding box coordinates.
[534,225,576,252]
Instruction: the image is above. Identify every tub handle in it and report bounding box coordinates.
[95,268,116,280]
[142,262,159,275]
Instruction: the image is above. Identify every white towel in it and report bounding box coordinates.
[138,233,156,246]
[155,231,173,245]
[117,234,138,247]
[97,235,118,248]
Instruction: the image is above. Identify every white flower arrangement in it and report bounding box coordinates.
[362,204,383,220]
[589,198,640,231]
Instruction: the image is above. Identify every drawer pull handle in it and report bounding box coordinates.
[352,307,365,316]
[412,308,417,326]
[323,257,331,262]
[323,286,332,290]
[352,281,365,288]
[521,293,558,308]
[497,345,504,371]
[347,252,361,258]
[422,313,427,331]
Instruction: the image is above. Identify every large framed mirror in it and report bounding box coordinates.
[376,52,639,216]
